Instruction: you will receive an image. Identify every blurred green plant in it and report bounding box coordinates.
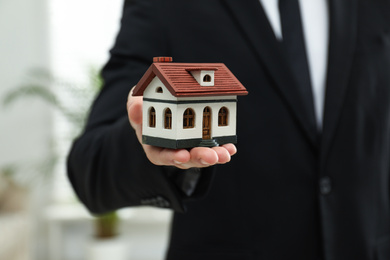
[3,67,101,133]
[2,67,119,239]
[2,67,100,185]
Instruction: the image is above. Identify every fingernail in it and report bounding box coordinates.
[200,159,210,165]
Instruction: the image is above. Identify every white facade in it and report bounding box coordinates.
[142,77,237,145]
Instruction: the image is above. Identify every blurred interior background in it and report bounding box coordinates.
[0,0,172,259]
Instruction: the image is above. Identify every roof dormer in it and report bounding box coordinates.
[186,68,218,86]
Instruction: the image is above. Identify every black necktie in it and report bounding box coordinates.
[279,0,316,128]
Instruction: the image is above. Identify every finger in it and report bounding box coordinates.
[128,100,143,126]
[127,97,143,126]
[212,146,231,164]
[144,146,191,166]
[127,104,143,144]
[126,88,143,144]
[187,147,219,167]
[221,143,237,156]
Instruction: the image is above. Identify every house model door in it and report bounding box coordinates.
[202,107,211,139]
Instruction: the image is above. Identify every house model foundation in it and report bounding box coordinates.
[132,57,248,149]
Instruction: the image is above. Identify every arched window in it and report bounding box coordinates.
[149,107,156,128]
[183,108,195,129]
[218,107,229,126]
[156,87,163,93]
[164,108,172,129]
[203,74,211,82]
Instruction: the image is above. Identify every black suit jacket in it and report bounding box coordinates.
[67,0,390,259]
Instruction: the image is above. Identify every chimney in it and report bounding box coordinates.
[153,57,173,63]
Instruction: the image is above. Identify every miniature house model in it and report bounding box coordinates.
[132,57,248,149]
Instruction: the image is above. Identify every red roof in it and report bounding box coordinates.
[132,61,248,97]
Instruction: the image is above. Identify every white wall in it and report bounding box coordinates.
[0,0,51,167]
[1,0,172,260]
[143,77,178,139]
[48,1,172,260]
[49,0,123,80]
[0,0,52,259]
[49,0,123,203]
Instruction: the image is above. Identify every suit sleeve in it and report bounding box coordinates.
[67,0,214,214]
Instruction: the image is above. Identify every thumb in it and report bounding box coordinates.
[128,99,143,126]
[127,88,143,143]
[127,87,143,126]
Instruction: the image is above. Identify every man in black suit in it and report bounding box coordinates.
[67,0,390,259]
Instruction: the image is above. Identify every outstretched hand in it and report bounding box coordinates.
[127,88,237,169]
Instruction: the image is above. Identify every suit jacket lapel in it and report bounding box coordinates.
[223,0,318,147]
[321,0,358,164]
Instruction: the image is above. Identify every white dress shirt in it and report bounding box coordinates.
[259,0,329,128]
